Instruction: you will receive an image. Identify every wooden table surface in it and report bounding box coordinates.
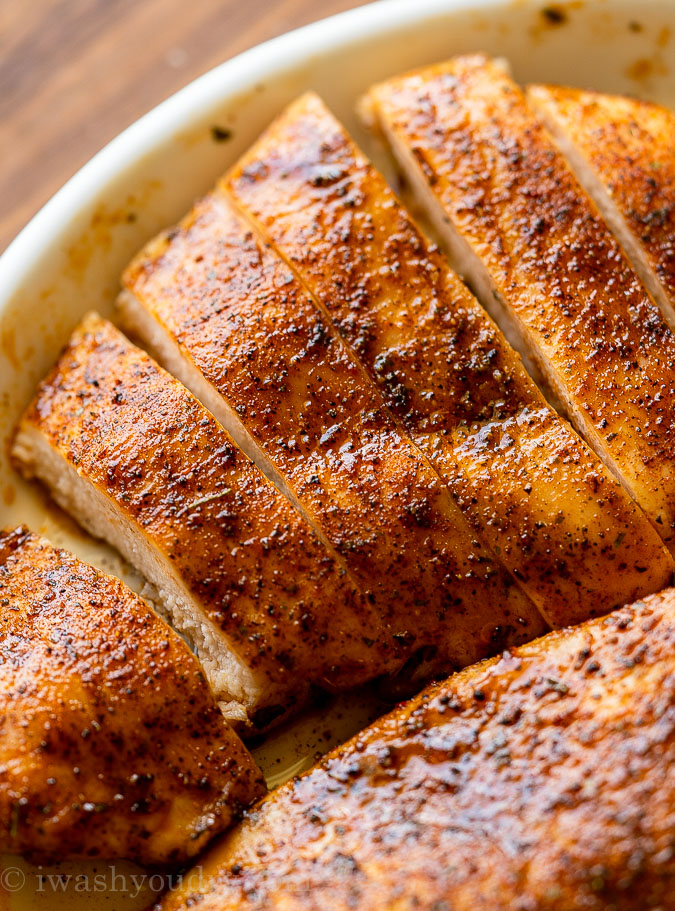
[0,0,370,253]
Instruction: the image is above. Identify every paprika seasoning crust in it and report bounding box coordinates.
[12,316,391,730]
[157,585,675,910]
[0,525,264,864]
[120,190,547,685]
[223,89,672,626]
[528,83,675,328]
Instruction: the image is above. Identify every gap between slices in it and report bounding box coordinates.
[12,314,396,731]
[209,89,673,626]
[527,83,675,332]
[361,54,675,557]
[119,189,549,672]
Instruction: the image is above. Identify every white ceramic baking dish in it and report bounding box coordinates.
[0,0,673,906]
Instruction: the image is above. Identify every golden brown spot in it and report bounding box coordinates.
[657,26,672,48]
[0,326,18,369]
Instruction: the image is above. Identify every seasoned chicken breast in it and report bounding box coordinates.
[222,91,672,627]
[0,526,264,865]
[363,55,675,555]
[12,315,391,731]
[528,84,675,328]
[120,190,548,678]
[158,586,675,911]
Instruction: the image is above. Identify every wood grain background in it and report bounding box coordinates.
[0,0,369,253]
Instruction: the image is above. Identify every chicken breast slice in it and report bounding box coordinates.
[362,55,675,555]
[12,315,391,731]
[157,585,675,910]
[528,84,675,329]
[221,90,672,627]
[119,190,548,684]
[0,525,264,865]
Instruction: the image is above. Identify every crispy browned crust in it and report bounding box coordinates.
[223,91,673,626]
[14,316,392,725]
[528,84,675,311]
[363,56,675,555]
[122,191,549,677]
[0,526,264,865]
[157,587,675,910]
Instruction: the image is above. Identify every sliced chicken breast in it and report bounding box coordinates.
[0,525,264,864]
[221,91,673,627]
[528,84,675,328]
[158,586,675,911]
[12,315,392,731]
[363,55,675,555]
[120,190,548,680]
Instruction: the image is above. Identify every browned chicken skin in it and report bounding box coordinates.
[223,90,673,627]
[12,316,390,730]
[0,526,264,865]
[157,586,675,910]
[528,84,675,328]
[362,56,675,555]
[120,189,548,683]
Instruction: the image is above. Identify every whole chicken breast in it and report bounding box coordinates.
[120,189,547,681]
[223,91,673,627]
[528,84,675,328]
[158,585,675,910]
[0,526,264,865]
[12,315,389,731]
[362,55,675,555]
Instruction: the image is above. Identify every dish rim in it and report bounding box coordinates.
[0,0,503,299]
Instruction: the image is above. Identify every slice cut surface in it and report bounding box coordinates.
[157,586,675,911]
[120,189,548,678]
[0,525,264,865]
[528,84,675,326]
[12,315,390,730]
[363,56,675,555]
[222,90,673,625]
